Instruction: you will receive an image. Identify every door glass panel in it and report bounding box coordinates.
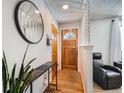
[64,32,76,39]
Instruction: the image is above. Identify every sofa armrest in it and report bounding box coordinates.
[103,65,121,74]
[114,61,122,69]
[94,67,108,88]
[98,67,108,78]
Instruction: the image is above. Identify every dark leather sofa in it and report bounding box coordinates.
[114,61,122,69]
[93,52,122,89]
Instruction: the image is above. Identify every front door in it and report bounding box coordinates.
[61,28,78,70]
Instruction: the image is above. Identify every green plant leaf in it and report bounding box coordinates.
[13,63,24,93]
[19,64,24,81]
[13,79,23,93]
[9,64,16,93]
[9,78,12,93]
[24,66,30,73]
[2,51,9,93]
[2,59,8,93]
[24,58,37,70]
[3,51,7,64]
[11,64,16,85]
[22,44,29,64]
[20,69,34,93]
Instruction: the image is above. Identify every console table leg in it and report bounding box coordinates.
[48,69,50,90]
[30,83,33,93]
[56,64,58,90]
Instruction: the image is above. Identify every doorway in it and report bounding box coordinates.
[61,28,78,70]
[51,24,58,79]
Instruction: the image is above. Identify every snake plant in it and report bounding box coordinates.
[2,44,36,93]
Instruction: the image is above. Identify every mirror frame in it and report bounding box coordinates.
[14,0,44,44]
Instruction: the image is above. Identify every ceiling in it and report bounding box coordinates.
[43,0,83,24]
[90,0,122,20]
[43,0,122,24]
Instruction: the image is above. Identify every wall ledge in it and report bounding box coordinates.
[79,45,93,50]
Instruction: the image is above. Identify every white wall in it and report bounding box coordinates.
[3,0,58,92]
[78,11,93,93]
[90,19,112,64]
[58,21,81,70]
[79,46,93,93]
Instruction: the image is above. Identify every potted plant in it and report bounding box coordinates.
[2,44,36,93]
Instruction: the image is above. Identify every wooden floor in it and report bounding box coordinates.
[93,82,122,93]
[52,69,84,93]
[51,69,121,93]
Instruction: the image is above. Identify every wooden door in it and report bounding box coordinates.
[61,29,78,70]
[52,24,58,78]
[52,24,58,64]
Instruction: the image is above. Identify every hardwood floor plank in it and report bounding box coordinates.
[52,69,84,93]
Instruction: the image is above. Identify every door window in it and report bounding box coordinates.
[64,32,76,39]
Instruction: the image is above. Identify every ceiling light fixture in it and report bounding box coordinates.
[62,5,69,10]
[35,10,39,14]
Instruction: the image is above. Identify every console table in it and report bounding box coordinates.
[27,61,58,93]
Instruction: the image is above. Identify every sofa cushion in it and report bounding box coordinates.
[93,53,102,59]
[93,59,104,67]
[105,69,121,81]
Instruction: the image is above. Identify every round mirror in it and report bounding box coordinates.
[14,0,44,44]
